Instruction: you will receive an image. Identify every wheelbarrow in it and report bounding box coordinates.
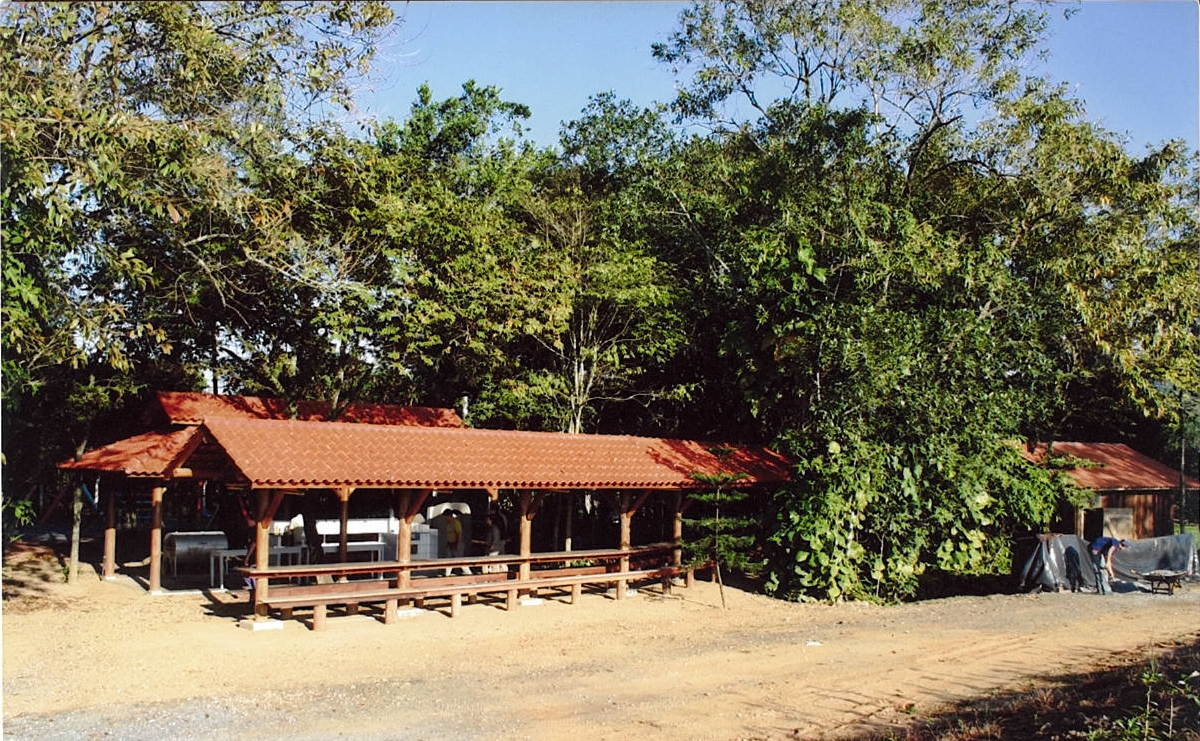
[1138,569,1187,596]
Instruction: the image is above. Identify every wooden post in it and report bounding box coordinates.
[550,494,561,552]
[399,489,431,590]
[617,492,632,599]
[518,491,533,581]
[397,490,412,588]
[564,494,574,552]
[148,485,166,593]
[336,487,353,563]
[672,492,693,568]
[254,489,272,617]
[103,481,117,580]
[618,492,633,549]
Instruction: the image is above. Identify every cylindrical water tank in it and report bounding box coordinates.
[163,531,228,573]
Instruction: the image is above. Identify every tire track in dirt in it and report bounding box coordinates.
[4,567,1197,741]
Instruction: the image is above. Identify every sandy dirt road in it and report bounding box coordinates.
[3,545,1197,740]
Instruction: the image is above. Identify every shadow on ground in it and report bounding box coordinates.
[848,632,1200,741]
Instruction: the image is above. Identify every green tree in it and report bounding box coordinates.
[510,181,683,433]
[361,82,550,415]
[654,0,1197,601]
[686,466,754,609]
[1,1,395,501]
[482,95,686,434]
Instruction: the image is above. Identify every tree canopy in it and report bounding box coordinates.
[652,0,1198,599]
[3,1,1195,602]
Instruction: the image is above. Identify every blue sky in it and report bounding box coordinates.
[355,1,1199,154]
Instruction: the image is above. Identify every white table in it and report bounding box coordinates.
[320,541,385,562]
[210,545,306,590]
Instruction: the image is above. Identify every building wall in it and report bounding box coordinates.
[1097,491,1174,539]
[1051,489,1177,540]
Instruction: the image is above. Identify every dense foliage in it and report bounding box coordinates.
[3,1,1196,601]
[652,0,1197,600]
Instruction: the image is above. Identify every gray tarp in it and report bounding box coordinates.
[1015,533,1198,593]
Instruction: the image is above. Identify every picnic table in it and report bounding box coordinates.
[238,542,707,630]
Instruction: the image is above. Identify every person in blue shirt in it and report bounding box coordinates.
[1089,536,1129,595]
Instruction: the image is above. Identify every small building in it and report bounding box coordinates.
[1021,442,1199,540]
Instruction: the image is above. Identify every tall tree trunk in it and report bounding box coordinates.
[67,437,88,584]
[1181,431,1188,534]
[68,483,82,584]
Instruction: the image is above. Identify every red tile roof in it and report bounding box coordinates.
[1020,442,1199,491]
[150,391,463,428]
[62,417,791,491]
[59,427,202,477]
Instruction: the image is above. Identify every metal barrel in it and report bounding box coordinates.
[163,531,229,573]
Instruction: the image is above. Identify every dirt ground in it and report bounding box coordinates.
[2,538,1198,741]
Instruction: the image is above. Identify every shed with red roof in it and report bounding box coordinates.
[1019,442,1198,540]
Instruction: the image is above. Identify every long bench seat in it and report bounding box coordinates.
[259,564,703,630]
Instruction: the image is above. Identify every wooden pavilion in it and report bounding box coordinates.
[59,393,792,602]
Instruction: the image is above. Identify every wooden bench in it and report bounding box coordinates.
[527,564,609,592]
[258,566,699,630]
[264,574,520,629]
[529,564,610,577]
[408,573,518,610]
[517,563,716,605]
[240,544,699,630]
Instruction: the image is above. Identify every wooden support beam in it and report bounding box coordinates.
[254,489,272,617]
[335,486,353,563]
[617,492,634,600]
[629,490,652,514]
[396,489,430,588]
[564,493,575,552]
[527,491,547,518]
[264,490,287,523]
[517,491,536,580]
[148,485,166,593]
[404,489,431,521]
[672,492,685,567]
[103,483,116,580]
[618,493,633,550]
